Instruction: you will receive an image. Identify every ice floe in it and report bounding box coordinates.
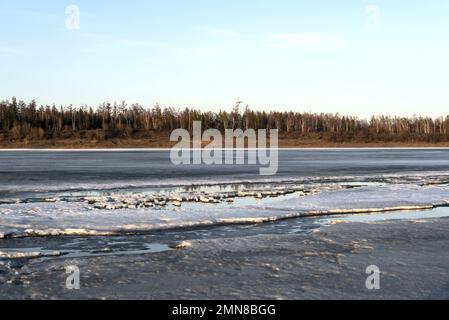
[1,184,449,239]
[0,250,61,259]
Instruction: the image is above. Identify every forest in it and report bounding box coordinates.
[1,97,449,146]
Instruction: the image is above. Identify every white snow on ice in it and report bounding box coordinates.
[1,184,449,238]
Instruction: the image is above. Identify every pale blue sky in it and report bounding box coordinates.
[1,0,448,117]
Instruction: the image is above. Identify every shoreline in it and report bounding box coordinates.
[2,146,449,151]
[2,139,449,150]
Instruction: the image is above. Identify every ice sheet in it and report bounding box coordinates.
[1,184,449,238]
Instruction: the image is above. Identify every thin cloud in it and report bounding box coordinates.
[204,28,240,38]
[0,47,32,57]
[266,32,345,50]
[0,9,60,20]
[79,32,222,57]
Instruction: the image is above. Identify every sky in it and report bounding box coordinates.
[1,0,448,118]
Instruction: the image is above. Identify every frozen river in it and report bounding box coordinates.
[1,149,449,299]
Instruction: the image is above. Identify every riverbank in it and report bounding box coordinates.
[2,136,449,149]
[1,216,449,299]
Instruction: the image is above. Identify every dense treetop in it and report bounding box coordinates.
[1,98,449,143]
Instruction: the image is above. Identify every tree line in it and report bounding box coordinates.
[1,97,449,143]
